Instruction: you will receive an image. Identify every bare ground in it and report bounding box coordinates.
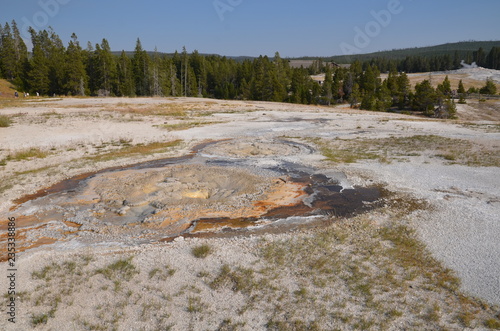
[0,95,499,330]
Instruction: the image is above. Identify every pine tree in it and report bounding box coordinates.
[10,21,28,88]
[479,79,497,95]
[375,81,392,111]
[116,51,135,96]
[413,80,437,116]
[332,67,345,102]
[322,65,333,105]
[272,52,288,102]
[64,33,87,96]
[486,47,500,70]
[150,47,163,97]
[133,39,150,96]
[396,72,411,109]
[167,57,181,97]
[349,83,361,108]
[457,80,466,94]
[27,28,50,95]
[0,23,17,81]
[474,47,486,67]
[386,69,399,106]
[360,64,378,95]
[190,50,207,97]
[437,75,452,97]
[457,80,466,104]
[92,39,117,96]
[181,46,189,96]
[47,28,66,95]
[360,93,376,110]
[435,97,457,119]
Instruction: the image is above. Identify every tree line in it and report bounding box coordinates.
[362,46,500,73]
[0,21,497,119]
[0,21,314,101]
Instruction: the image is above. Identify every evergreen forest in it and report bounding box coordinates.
[1,20,499,119]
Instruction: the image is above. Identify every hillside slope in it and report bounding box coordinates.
[0,79,17,98]
[299,41,500,63]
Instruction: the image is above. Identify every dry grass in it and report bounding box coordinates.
[0,99,26,109]
[0,114,12,127]
[108,102,214,117]
[0,79,17,99]
[461,123,500,133]
[160,121,223,131]
[4,147,49,162]
[86,139,182,163]
[191,244,213,259]
[312,135,500,167]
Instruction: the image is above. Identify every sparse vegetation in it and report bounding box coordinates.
[0,114,12,127]
[191,244,212,259]
[311,135,500,167]
[5,147,49,162]
[86,139,182,163]
[4,193,497,329]
[149,265,176,280]
[160,120,222,131]
[95,257,138,281]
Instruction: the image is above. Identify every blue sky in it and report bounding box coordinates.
[1,0,499,57]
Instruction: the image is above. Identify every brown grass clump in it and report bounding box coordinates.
[4,147,49,163]
[0,114,12,127]
[87,139,182,163]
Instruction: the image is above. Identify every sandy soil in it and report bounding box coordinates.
[1,95,499,330]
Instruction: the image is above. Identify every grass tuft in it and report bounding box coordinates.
[0,114,12,127]
[191,244,212,259]
[95,257,138,281]
[7,147,49,161]
[87,139,182,163]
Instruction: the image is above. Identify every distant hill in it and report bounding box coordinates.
[110,51,255,62]
[111,41,500,64]
[295,41,500,63]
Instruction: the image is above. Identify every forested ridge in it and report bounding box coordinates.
[0,20,498,118]
[317,40,500,72]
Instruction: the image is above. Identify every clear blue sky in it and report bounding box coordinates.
[1,0,499,57]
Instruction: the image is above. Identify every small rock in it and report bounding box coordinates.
[117,206,130,216]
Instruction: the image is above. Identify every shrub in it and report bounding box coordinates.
[192,244,212,259]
